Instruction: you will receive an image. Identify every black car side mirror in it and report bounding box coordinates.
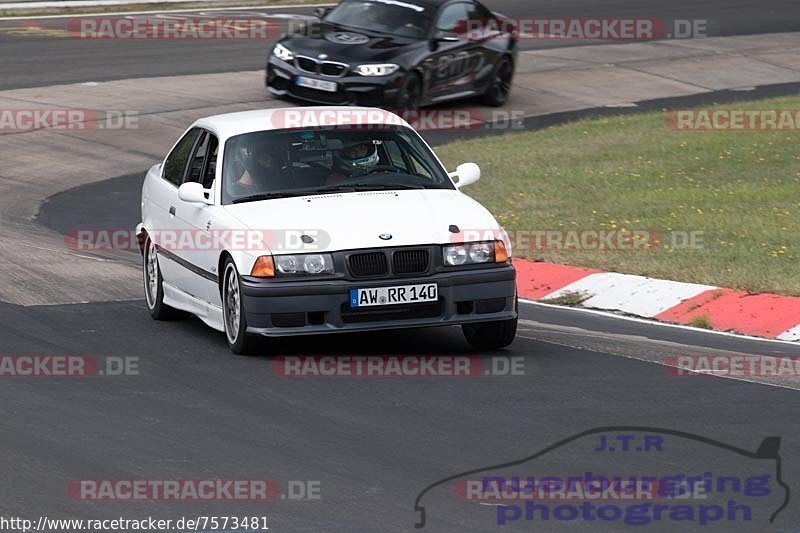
[314,6,331,19]
[433,30,460,42]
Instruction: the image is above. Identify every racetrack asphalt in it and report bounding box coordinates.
[2,294,800,531]
[2,1,800,530]
[0,0,799,90]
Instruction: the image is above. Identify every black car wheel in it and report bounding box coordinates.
[481,57,513,107]
[462,317,518,350]
[396,73,422,111]
[461,297,518,350]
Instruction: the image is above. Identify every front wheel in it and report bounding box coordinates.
[481,56,513,107]
[222,259,255,355]
[462,317,518,350]
[462,297,518,349]
[396,72,422,111]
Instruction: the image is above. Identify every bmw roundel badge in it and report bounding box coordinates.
[379,233,393,241]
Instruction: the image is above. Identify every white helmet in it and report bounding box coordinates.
[337,140,379,171]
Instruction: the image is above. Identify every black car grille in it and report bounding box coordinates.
[348,252,389,277]
[341,300,443,323]
[296,57,318,73]
[295,56,348,77]
[320,62,347,76]
[393,249,429,275]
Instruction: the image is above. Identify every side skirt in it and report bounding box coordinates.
[163,282,224,333]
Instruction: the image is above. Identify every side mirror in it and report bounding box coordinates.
[178,182,211,204]
[314,6,331,18]
[433,30,460,42]
[449,162,481,189]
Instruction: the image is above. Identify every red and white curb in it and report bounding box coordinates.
[514,260,800,342]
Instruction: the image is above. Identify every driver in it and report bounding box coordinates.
[326,140,380,184]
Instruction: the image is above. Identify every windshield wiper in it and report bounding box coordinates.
[232,191,306,204]
[317,182,426,192]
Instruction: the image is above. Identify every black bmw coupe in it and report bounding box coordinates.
[266,0,518,109]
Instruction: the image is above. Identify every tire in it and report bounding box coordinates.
[396,72,422,111]
[481,56,514,107]
[222,259,255,355]
[461,298,518,350]
[143,235,182,320]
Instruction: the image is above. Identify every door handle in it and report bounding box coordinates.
[169,206,176,216]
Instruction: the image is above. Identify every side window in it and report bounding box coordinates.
[186,132,209,184]
[436,2,469,32]
[163,128,200,186]
[202,135,219,189]
[466,0,492,20]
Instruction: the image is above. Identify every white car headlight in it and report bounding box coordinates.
[355,64,400,76]
[444,245,468,266]
[274,253,334,276]
[273,43,294,62]
[443,241,508,266]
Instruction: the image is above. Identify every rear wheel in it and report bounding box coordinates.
[222,259,255,355]
[143,235,181,320]
[462,298,518,349]
[481,56,513,107]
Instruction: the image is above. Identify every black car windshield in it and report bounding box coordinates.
[325,0,432,39]
[222,127,454,205]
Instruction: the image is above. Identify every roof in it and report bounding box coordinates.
[194,106,413,139]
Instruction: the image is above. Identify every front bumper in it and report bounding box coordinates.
[241,264,516,337]
[267,56,405,107]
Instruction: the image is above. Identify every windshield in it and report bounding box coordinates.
[221,127,453,205]
[325,0,432,39]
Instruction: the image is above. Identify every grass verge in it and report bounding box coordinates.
[436,95,800,295]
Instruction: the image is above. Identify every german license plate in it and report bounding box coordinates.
[295,75,337,92]
[349,283,438,308]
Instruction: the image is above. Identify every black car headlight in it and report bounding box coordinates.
[354,63,400,76]
[273,43,294,62]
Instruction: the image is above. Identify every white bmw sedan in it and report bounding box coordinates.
[137,107,517,354]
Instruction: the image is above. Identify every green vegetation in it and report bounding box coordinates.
[437,95,800,295]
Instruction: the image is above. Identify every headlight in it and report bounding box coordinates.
[273,43,294,62]
[443,241,509,266]
[355,64,400,76]
[274,253,334,276]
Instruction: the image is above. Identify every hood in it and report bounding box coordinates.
[280,23,420,64]
[222,189,502,253]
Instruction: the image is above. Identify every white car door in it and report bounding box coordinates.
[148,127,201,286]
[173,130,220,304]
